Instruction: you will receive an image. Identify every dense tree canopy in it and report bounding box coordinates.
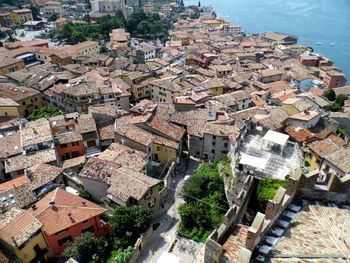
[63,232,106,262]
[108,205,152,250]
[54,10,170,45]
[178,156,229,242]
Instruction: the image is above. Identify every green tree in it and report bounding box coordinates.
[109,247,134,263]
[63,232,106,262]
[335,94,349,106]
[71,31,86,44]
[27,106,62,120]
[326,89,336,101]
[178,157,229,242]
[130,205,152,234]
[100,44,108,54]
[332,103,342,111]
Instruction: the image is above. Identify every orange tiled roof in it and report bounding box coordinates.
[32,188,105,236]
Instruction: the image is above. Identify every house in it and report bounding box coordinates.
[136,46,157,63]
[319,68,347,89]
[320,148,350,179]
[259,69,284,84]
[0,130,22,182]
[106,167,161,211]
[40,1,65,18]
[143,1,155,14]
[114,117,179,164]
[288,110,322,129]
[78,144,149,200]
[304,139,341,170]
[109,28,130,54]
[281,97,313,116]
[0,83,43,117]
[4,119,57,177]
[260,32,298,45]
[25,163,63,196]
[31,188,110,256]
[149,77,182,103]
[23,20,45,31]
[0,176,37,212]
[10,9,33,24]
[0,208,50,263]
[0,57,25,76]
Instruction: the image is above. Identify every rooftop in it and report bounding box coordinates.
[238,130,301,179]
[32,188,106,236]
[269,200,350,262]
[107,167,161,203]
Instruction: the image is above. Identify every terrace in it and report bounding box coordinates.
[237,129,302,179]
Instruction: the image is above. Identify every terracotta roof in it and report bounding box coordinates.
[27,163,63,191]
[324,148,350,173]
[107,167,161,202]
[20,119,53,147]
[0,208,43,248]
[0,176,36,211]
[0,131,21,159]
[308,139,341,157]
[32,188,106,236]
[284,126,315,143]
[146,116,185,142]
[5,148,57,173]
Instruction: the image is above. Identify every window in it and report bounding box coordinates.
[324,165,330,173]
[211,149,215,153]
[81,226,94,234]
[22,101,26,106]
[71,142,78,147]
[60,143,68,148]
[224,143,228,147]
[55,228,69,235]
[58,236,72,246]
[212,142,216,146]
[82,219,89,224]
[213,136,216,139]
[31,97,38,102]
[72,151,80,158]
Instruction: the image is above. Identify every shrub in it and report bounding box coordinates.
[304,160,310,167]
[178,156,229,242]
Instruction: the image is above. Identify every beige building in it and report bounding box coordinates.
[149,77,183,103]
[143,1,154,14]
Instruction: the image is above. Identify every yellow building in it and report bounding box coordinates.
[0,208,51,263]
[10,9,33,24]
[0,84,43,117]
[304,139,341,170]
[201,78,225,96]
[152,139,178,164]
[149,77,182,103]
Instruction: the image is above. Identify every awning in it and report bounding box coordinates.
[239,153,267,170]
[263,130,289,146]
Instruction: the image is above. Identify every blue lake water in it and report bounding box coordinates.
[185,0,350,82]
